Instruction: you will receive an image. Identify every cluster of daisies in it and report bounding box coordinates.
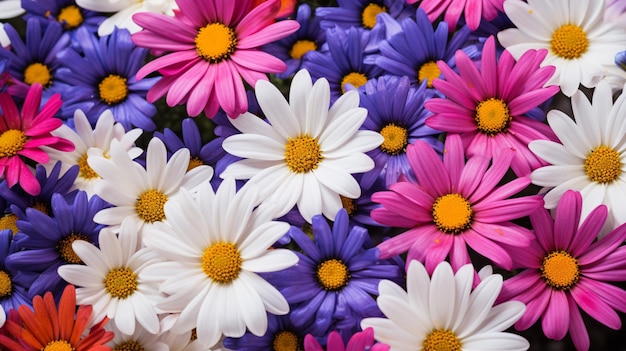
[0,0,625,350]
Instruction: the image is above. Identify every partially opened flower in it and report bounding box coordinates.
[141,178,299,346]
[0,83,74,195]
[498,0,626,96]
[371,134,543,273]
[221,69,382,222]
[132,0,300,118]
[425,35,559,177]
[529,80,626,235]
[361,260,529,351]
[499,190,626,351]
[0,284,114,350]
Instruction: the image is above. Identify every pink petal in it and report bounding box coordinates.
[165,61,209,107]
[304,334,323,351]
[463,229,512,269]
[448,235,471,273]
[407,141,450,197]
[215,61,247,117]
[370,208,419,228]
[18,161,39,196]
[567,297,590,351]
[131,12,197,41]
[508,87,561,116]
[568,204,607,258]
[514,288,550,331]
[432,64,478,110]
[136,51,200,80]
[423,232,454,274]
[454,47,485,100]
[230,50,286,74]
[18,148,50,163]
[21,83,44,126]
[579,222,626,266]
[578,278,626,314]
[371,191,431,223]
[570,283,621,329]
[479,36,497,97]
[236,0,280,38]
[443,134,465,188]
[471,221,534,247]
[541,290,570,340]
[473,197,543,223]
[0,93,20,130]
[237,20,300,49]
[186,64,216,117]
[387,182,434,209]
[376,228,421,259]
[469,148,514,200]
[529,206,556,253]
[463,0,482,31]
[457,155,490,198]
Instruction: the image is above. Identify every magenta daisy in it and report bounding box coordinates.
[0,83,74,196]
[425,36,560,177]
[409,0,505,31]
[371,134,543,274]
[499,190,626,351]
[132,0,300,118]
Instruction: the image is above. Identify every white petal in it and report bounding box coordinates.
[241,249,298,273]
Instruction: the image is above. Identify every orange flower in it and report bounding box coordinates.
[0,285,113,351]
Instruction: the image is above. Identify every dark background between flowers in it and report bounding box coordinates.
[6,0,626,350]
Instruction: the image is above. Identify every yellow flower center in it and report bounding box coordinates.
[201,242,242,284]
[432,193,473,234]
[422,329,462,351]
[57,233,89,264]
[78,153,99,179]
[195,23,237,63]
[474,98,511,136]
[135,189,168,223]
[0,214,18,234]
[379,124,408,155]
[341,72,368,94]
[418,61,441,88]
[284,135,322,173]
[541,250,580,290]
[187,157,204,171]
[42,340,74,351]
[23,63,52,87]
[340,195,357,216]
[273,331,301,351]
[316,258,349,291]
[99,74,129,105]
[104,267,138,299]
[32,202,49,215]
[113,340,144,351]
[57,5,83,29]
[0,270,12,298]
[551,24,589,60]
[0,129,27,158]
[290,40,317,60]
[361,3,386,29]
[584,145,622,184]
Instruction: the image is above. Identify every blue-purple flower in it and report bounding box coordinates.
[56,27,158,130]
[315,0,413,31]
[266,209,404,338]
[223,313,309,351]
[0,229,35,315]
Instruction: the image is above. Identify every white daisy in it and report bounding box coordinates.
[87,136,213,238]
[221,69,383,222]
[0,0,23,19]
[141,178,298,347]
[361,260,529,351]
[76,0,177,36]
[529,80,626,235]
[42,109,143,198]
[58,218,162,335]
[498,0,626,96]
[107,321,168,351]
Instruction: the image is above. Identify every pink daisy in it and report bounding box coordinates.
[304,328,389,351]
[425,36,560,177]
[408,0,505,31]
[371,133,543,274]
[0,83,73,196]
[499,190,626,351]
[132,0,299,118]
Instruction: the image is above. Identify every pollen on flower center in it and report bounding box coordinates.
[43,340,74,351]
[361,3,386,29]
[273,331,301,351]
[57,233,89,264]
[290,40,317,59]
[418,61,441,88]
[432,193,473,234]
[474,98,511,136]
[201,242,242,284]
[340,195,357,216]
[113,340,144,351]
[541,250,580,290]
[422,329,462,351]
[187,156,204,171]
[57,5,83,29]
[379,123,408,155]
[0,213,18,234]
[316,258,349,291]
[23,62,52,87]
[284,135,322,173]
[551,24,589,59]
[78,153,99,179]
[584,145,622,184]
[99,74,129,105]
[135,189,168,223]
[104,267,138,299]
[0,270,12,297]
[0,129,27,158]
[195,22,237,63]
[341,72,368,94]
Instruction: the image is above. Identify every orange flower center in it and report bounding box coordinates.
[201,242,242,284]
[99,74,128,105]
[42,340,74,351]
[273,331,302,351]
[0,129,27,158]
[195,23,237,63]
[24,63,52,87]
[361,3,386,29]
[290,40,317,59]
[316,259,349,291]
[57,5,83,29]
